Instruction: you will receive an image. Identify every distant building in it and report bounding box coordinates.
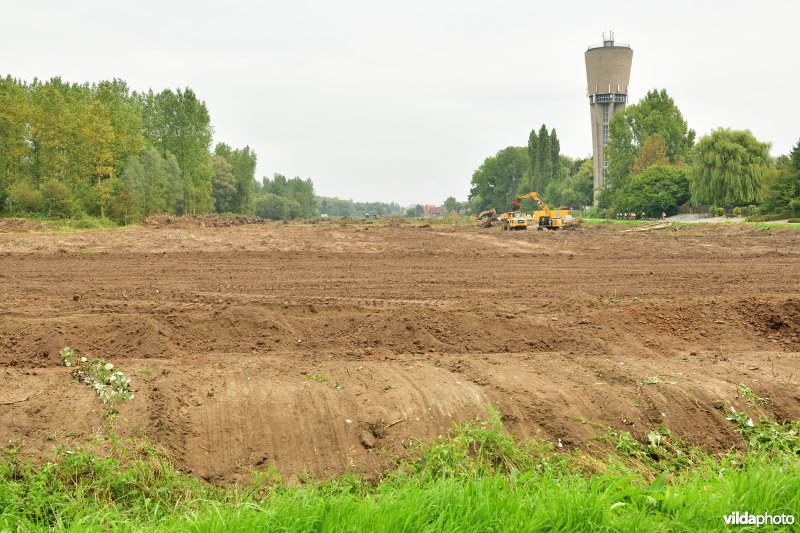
[585,31,633,205]
[415,204,447,217]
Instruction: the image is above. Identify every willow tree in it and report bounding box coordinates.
[691,129,771,205]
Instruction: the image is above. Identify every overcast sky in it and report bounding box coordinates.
[3,1,799,206]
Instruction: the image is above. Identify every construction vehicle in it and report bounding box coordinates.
[475,208,498,228]
[499,211,528,231]
[511,192,569,230]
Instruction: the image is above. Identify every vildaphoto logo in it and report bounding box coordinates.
[723,511,795,527]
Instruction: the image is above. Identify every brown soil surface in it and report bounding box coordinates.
[144,214,267,228]
[1,220,799,482]
[0,218,57,233]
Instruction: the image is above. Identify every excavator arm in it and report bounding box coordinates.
[476,208,498,228]
[477,208,497,220]
[511,192,550,212]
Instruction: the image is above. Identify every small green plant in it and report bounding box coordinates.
[738,383,769,408]
[383,385,395,391]
[60,347,134,411]
[590,424,703,473]
[603,289,619,305]
[726,407,800,454]
[333,382,343,389]
[307,374,327,382]
[640,376,661,385]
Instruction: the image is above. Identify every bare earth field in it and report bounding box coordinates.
[1,219,799,483]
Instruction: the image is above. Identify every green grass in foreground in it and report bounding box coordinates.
[1,409,799,532]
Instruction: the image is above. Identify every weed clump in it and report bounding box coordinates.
[403,406,565,479]
[60,346,133,414]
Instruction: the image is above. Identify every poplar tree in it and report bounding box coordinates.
[214,143,257,214]
[550,129,561,181]
[536,125,551,192]
[139,88,214,214]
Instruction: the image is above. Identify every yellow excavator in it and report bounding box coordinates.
[510,192,571,230]
[475,208,498,228]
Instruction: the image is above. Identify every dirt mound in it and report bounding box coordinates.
[737,298,800,350]
[144,214,266,228]
[0,223,798,482]
[0,218,57,233]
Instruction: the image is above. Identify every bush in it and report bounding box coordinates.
[40,180,73,218]
[715,207,726,217]
[254,194,289,220]
[611,165,690,218]
[787,218,800,224]
[287,199,302,220]
[760,166,797,214]
[98,178,139,225]
[7,182,43,214]
[791,198,800,217]
[746,213,791,222]
[69,215,115,230]
[71,184,100,217]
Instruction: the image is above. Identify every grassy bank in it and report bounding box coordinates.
[2,408,798,531]
[0,214,126,233]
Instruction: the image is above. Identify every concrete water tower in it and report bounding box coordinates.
[585,31,633,204]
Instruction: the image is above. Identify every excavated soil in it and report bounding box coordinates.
[1,220,799,482]
[0,218,58,233]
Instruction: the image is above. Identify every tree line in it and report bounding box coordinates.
[318,197,402,218]
[468,89,800,218]
[0,76,258,222]
[468,125,593,214]
[604,89,798,217]
[0,75,404,223]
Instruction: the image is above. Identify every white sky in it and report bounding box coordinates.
[3,1,799,206]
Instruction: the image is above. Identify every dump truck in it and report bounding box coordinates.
[499,211,528,231]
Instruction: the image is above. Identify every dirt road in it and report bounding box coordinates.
[1,220,798,482]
